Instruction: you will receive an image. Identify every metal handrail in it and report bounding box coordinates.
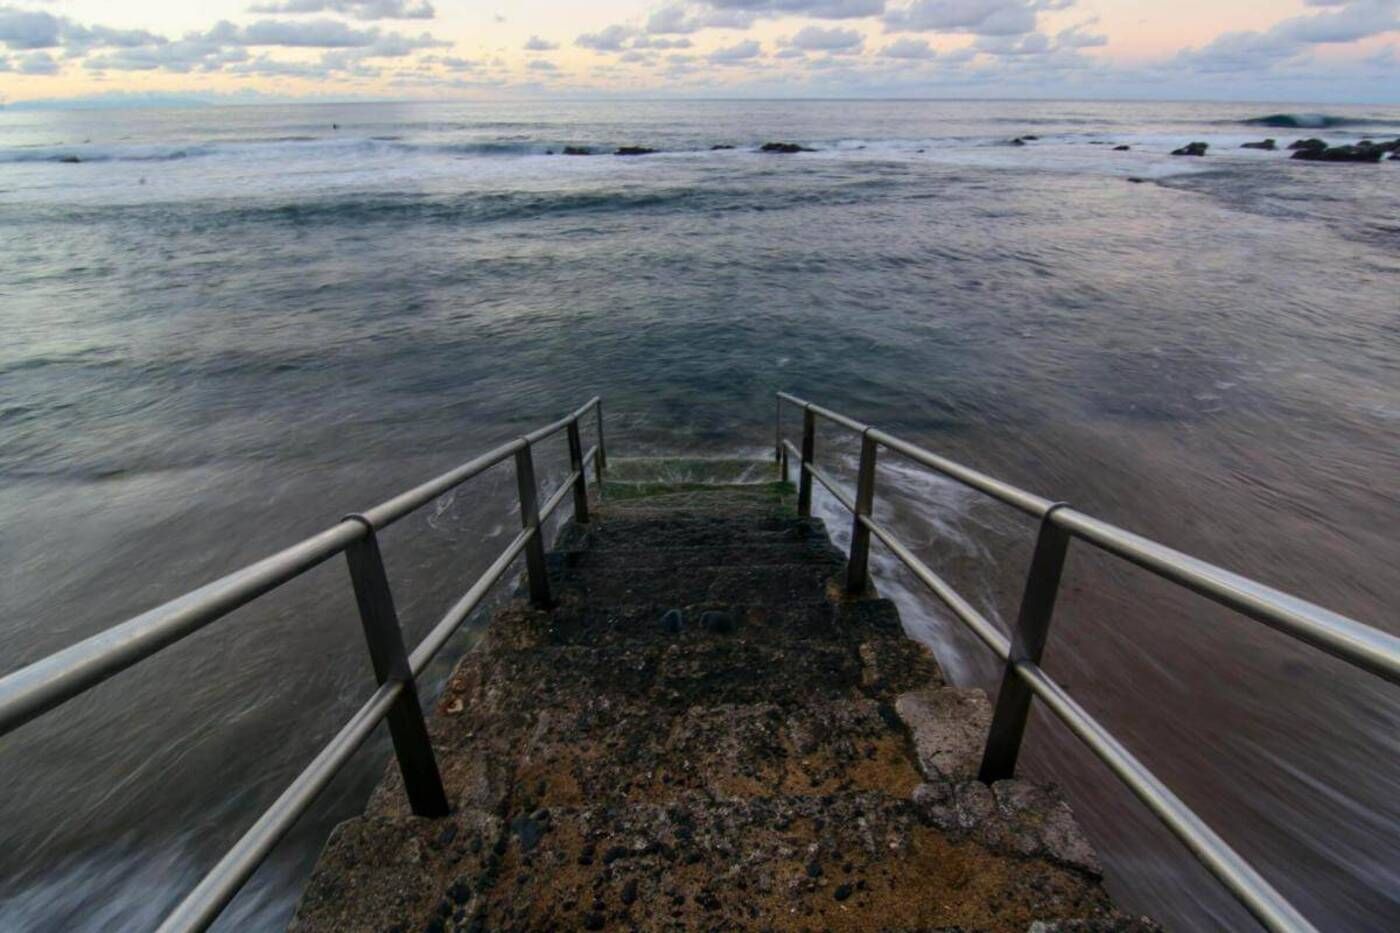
[777,391,1399,933]
[0,398,606,933]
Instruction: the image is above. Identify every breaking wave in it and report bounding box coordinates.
[1239,113,1400,129]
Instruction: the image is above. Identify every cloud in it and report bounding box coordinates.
[1174,0,1398,73]
[975,30,1050,55]
[1055,22,1106,49]
[576,24,633,51]
[708,38,762,62]
[632,35,693,49]
[789,26,865,52]
[523,35,558,51]
[246,0,435,19]
[880,36,935,58]
[16,49,57,74]
[0,7,61,49]
[237,19,377,47]
[884,0,1043,36]
[527,58,557,71]
[703,0,885,19]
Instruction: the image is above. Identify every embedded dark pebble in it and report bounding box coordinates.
[834,883,854,901]
[602,845,629,864]
[660,608,683,634]
[621,878,638,905]
[806,861,823,878]
[449,880,471,904]
[583,912,606,930]
[700,610,734,634]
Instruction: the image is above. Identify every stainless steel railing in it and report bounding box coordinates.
[0,397,608,933]
[775,391,1399,933]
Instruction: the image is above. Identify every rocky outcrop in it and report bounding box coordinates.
[1113,145,1131,151]
[562,146,592,156]
[1288,138,1327,153]
[760,142,815,153]
[1291,143,1385,163]
[1241,139,1276,150]
[615,147,657,156]
[291,465,1151,933]
[1171,142,1208,157]
[710,144,735,150]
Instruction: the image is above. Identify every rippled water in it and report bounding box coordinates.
[1,100,1397,931]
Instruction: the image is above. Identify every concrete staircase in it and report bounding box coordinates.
[290,459,1151,932]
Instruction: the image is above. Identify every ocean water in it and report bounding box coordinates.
[0,99,1397,931]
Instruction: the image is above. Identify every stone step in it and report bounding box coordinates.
[545,561,839,608]
[294,788,1130,933]
[555,514,829,551]
[551,540,846,572]
[604,457,778,485]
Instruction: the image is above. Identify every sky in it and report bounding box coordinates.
[0,1,1397,105]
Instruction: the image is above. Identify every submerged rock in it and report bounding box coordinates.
[1020,134,1040,141]
[710,144,735,150]
[1008,137,1028,146]
[760,142,814,153]
[59,155,81,164]
[1291,144,1384,163]
[1288,137,1328,152]
[1240,139,1277,150]
[1170,142,1208,157]
[1113,145,1131,151]
[562,146,592,156]
[615,146,657,156]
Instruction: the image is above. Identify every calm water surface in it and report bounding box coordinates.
[1,100,1397,931]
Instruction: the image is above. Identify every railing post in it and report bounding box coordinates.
[774,396,782,469]
[594,400,607,474]
[342,519,450,818]
[780,442,789,484]
[846,431,879,594]
[567,419,590,525]
[797,407,816,517]
[979,504,1071,783]
[514,442,552,607]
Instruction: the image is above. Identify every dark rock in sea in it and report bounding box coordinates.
[616,147,657,156]
[562,146,593,156]
[1021,135,1039,141]
[1288,138,1327,152]
[1113,145,1131,151]
[710,144,735,150]
[760,142,814,153]
[1369,138,1400,153]
[1240,139,1276,150]
[1170,142,1208,157]
[1291,144,1384,163]
[1391,151,1400,161]
[545,149,554,155]
[59,155,81,164]
[1008,138,1027,146]
[1127,177,1146,184]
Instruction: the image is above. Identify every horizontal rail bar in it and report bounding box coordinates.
[777,391,1397,686]
[1051,509,1400,687]
[359,439,523,531]
[540,469,582,522]
[409,526,534,679]
[867,427,1056,519]
[409,446,597,679]
[779,392,1054,518]
[861,515,1013,660]
[1016,660,1318,933]
[522,397,600,446]
[781,439,855,514]
[0,521,366,738]
[157,679,404,933]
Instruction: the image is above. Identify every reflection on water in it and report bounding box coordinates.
[1,100,1397,931]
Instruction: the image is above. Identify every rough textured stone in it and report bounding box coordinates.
[292,459,1143,931]
[896,686,994,782]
